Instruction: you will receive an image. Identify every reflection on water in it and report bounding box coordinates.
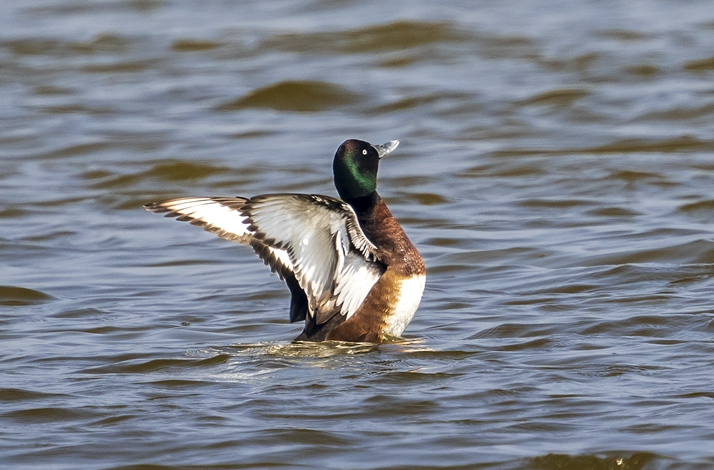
[224,337,429,357]
[2,0,714,469]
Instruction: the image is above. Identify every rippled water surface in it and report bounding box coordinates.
[3,1,714,469]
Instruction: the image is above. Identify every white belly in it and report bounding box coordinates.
[383,274,426,337]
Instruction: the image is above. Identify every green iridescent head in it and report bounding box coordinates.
[333,139,399,200]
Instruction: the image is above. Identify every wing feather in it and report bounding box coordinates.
[145,197,251,243]
[242,194,384,323]
[144,197,293,278]
[145,194,384,324]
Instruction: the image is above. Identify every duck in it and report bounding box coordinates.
[144,139,425,343]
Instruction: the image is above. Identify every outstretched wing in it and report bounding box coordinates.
[144,197,292,277]
[144,194,385,324]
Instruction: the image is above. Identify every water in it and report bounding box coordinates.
[2,1,714,469]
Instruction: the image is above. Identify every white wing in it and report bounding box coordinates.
[144,196,292,277]
[145,194,385,323]
[241,194,384,323]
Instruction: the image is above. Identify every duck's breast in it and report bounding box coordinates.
[383,273,426,337]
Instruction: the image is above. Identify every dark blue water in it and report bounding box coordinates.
[2,1,714,469]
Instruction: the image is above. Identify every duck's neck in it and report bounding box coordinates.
[344,191,380,216]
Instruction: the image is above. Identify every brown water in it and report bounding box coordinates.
[2,1,714,469]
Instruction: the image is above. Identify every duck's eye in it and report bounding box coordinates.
[362,149,368,155]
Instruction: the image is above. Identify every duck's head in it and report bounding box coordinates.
[333,139,399,200]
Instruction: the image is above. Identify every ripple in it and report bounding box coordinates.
[171,38,221,52]
[5,34,132,56]
[587,207,642,217]
[591,137,714,154]
[80,354,231,374]
[522,88,590,106]
[579,315,683,337]
[82,59,157,74]
[26,1,162,15]
[518,198,594,209]
[88,161,234,189]
[495,137,714,156]
[599,29,652,42]
[371,92,472,113]
[607,170,665,182]
[537,51,601,72]
[0,207,28,218]
[409,192,450,206]
[2,407,94,423]
[684,56,714,72]
[215,80,361,112]
[44,141,112,159]
[0,285,52,306]
[263,20,470,54]
[0,388,67,402]
[626,63,659,77]
[584,239,714,265]
[475,32,539,60]
[219,338,427,358]
[529,452,658,470]
[639,103,714,121]
[678,199,714,213]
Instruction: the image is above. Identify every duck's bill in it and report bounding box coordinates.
[373,140,399,158]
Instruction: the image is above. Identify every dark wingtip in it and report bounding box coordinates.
[144,201,169,213]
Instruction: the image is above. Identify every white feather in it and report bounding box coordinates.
[334,254,382,318]
[383,275,426,337]
[149,197,251,241]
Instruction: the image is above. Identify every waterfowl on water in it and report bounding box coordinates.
[144,139,425,343]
